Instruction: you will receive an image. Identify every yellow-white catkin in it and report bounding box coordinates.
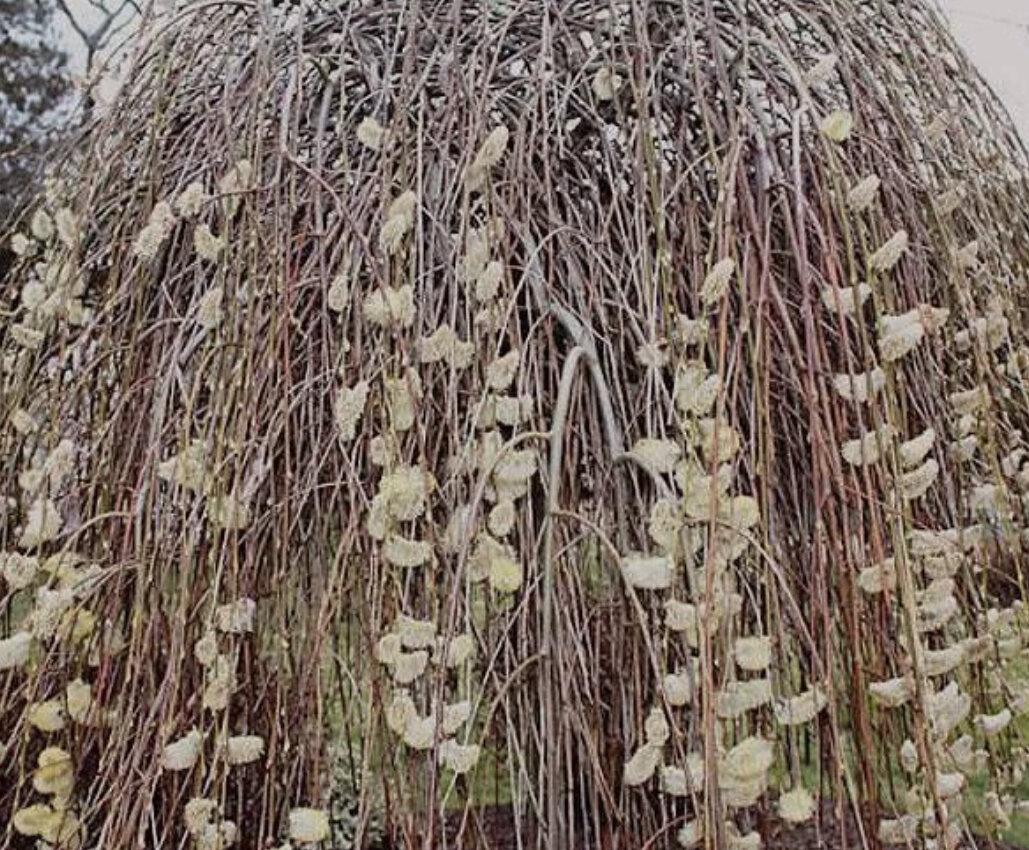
[494,394,530,428]
[184,798,219,835]
[363,284,416,327]
[176,182,207,217]
[288,809,330,844]
[461,228,490,283]
[133,201,177,261]
[11,233,32,256]
[475,259,504,302]
[396,615,436,650]
[949,385,989,416]
[899,740,918,773]
[9,407,36,435]
[486,350,520,391]
[391,650,429,684]
[819,109,854,142]
[936,183,964,214]
[636,341,669,370]
[216,598,256,634]
[226,735,265,765]
[659,765,690,797]
[878,309,924,361]
[644,707,670,745]
[1,552,38,589]
[442,700,472,735]
[673,361,720,416]
[896,459,939,501]
[375,633,402,666]
[384,371,421,432]
[207,493,250,530]
[624,743,661,786]
[162,729,203,771]
[701,258,735,306]
[804,53,838,87]
[977,709,1012,737]
[950,436,975,471]
[648,499,683,554]
[27,700,66,732]
[847,174,881,212]
[936,772,965,799]
[664,670,693,707]
[194,224,224,262]
[377,465,431,522]
[195,631,218,666]
[0,631,32,670]
[488,551,523,593]
[334,380,370,442]
[439,740,481,774]
[487,500,516,537]
[954,240,980,269]
[832,367,885,403]
[857,558,896,594]
[195,286,224,330]
[32,746,73,796]
[899,428,935,468]
[356,116,386,150]
[466,125,510,191]
[675,315,709,346]
[922,644,965,677]
[157,439,209,493]
[378,191,418,255]
[868,676,914,708]
[11,324,45,350]
[678,820,704,848]
[774,687,828,726]
[879,817,919,845]
[821,283,871,316]
[721,736,775,785]
[868,230,908,273]
[65,678,92,723]
[393,712,432,750]
[19,497,61,548]
[382,535,433,568]
[441,633,476,667]
[218,160,253,218]
[31,208,54,240]
[327,269,349,312]
[202,654,237,710]
[779,787,815,824]
[716,679,773,718]
[697,418,741,462]
[968,483,1006,514]
[592,67,621,100]
[733,636,773,671]
[841,425,894,467]
[628,438,681,475]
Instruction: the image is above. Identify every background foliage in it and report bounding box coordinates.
[0,0,69,224]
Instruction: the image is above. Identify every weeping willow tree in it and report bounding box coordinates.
[4,1,1029,848]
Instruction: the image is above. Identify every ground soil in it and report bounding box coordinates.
[436,803,1023,849]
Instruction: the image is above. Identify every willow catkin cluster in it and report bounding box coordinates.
[5,1,1029,848]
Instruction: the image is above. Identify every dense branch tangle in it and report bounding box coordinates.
[3,1,1029,848]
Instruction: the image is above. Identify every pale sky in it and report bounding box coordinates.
[54,0,1029,141]
[940,0,1029,139]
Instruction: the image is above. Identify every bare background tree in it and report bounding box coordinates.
[52,0,141,112]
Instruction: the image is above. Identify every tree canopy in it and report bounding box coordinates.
[0,0,69,222]
[5,2,1029,849]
